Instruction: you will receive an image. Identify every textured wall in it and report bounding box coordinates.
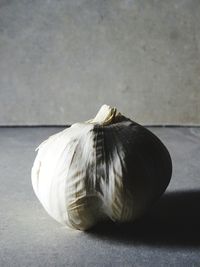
[0,0,199,125]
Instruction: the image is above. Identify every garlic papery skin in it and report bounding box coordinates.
[31,105,172,231]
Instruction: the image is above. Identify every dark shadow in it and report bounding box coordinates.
[86,190,200,248]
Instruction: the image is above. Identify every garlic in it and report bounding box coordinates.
[31,105,172,231]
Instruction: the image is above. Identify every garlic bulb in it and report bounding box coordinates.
[31,105,172,231]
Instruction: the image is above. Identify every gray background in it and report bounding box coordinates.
[0,0,200,125]
[1,126,200,266]
[1,2,200,265]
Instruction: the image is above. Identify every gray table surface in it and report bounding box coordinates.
[0,127,200,267]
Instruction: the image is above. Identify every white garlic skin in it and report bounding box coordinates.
[31,105,172,231]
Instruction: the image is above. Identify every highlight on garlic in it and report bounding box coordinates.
[31,104,172,231]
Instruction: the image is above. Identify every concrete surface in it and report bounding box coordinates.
[0,126,200,266]
[0,0,200,125]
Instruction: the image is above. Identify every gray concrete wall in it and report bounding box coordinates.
[0,0,199,125]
